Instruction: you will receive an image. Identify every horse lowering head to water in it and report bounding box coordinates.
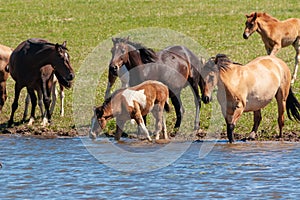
[90,80,170,141]
[243,12,300,83]
[105,37,205,132]
[8,38,74,127]
[0,44,13,112]
[202,54,300,143]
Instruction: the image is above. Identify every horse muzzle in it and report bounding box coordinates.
[202,95,211,104]
[243,32,249,39]
[109,66,119,76]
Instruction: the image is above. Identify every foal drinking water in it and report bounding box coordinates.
[202,54,300,143]
[90,80,170,141]
[243,12,300,83]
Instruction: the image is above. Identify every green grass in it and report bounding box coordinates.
[0,0,299,138]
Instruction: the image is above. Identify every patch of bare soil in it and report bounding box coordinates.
[1,125,300,142]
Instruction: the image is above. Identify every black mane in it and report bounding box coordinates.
[27,38,68,51]
[115,37,157,64]
[215,54,242,70]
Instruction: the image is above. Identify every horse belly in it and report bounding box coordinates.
[244,93,275,112]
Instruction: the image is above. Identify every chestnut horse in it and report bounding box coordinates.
[202,54,300,143]
[243,12,300,83]
[105,37,205,132]
[90,80,170,141]
[8,38,74,127]
[0,44,13,112]
[23,65,65,125]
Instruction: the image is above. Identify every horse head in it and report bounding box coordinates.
[201,57,219,104]
[89,106,108,139]
[243,12,258,39]
[52,41,74,89]
[109,37,131,76]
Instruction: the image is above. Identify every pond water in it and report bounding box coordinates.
[1,135,300,199]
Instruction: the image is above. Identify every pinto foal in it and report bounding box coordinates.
[90,80,170,141]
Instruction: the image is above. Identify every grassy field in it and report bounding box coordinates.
[0,0,299,138]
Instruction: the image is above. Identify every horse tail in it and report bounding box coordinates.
[164,100,171,113]
[286,87,300,122]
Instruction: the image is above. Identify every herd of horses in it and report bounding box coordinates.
[1,12,300,143]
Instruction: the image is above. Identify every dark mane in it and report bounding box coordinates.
[215,54,242,70]
[27,38,68,51]
[115,37,157,63]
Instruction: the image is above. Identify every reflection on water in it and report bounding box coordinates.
[1,135,300,199]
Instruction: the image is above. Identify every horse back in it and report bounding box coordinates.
[242,56,290,111]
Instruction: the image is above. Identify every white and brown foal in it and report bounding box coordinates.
[90,80,170,141]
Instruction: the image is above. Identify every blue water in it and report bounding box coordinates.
[1,135,300,199]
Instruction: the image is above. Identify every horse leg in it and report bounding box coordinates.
[27,88,37,126]
[275,90,286,138]
[50,80,57,116]
[170,94,184,134]
[226,123,235,143]
[190,78,201,130]
[151,105,163,140]
[41,78,52,126]
[292,39,300,83]
[225,106,244,143]
[8,84,22,127]
[37,89,44,117]
[105,73,117,99]
[59,84,64,117]
[114,119,125,141]
[22,94,31,122]
[248,110,262,140]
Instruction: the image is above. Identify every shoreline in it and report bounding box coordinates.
[1,125,299,142]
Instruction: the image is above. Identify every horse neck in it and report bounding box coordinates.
[126,44,144,69]
[256,16,278,36]
[33,45,57,67]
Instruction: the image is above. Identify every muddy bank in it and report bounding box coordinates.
[1,125,300,142]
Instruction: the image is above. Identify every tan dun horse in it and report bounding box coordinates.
[90,80,170,141]
[8,38,74,127]
[106,37,205,133]
[243,12,300,83]
[0,44,13,112]
[202,54,300,143]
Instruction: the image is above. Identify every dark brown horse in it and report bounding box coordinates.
[105,37,205,132]
[202,54,300,143]
[0,44,13,112]
[23,65,65,126]
[8,38,74,127]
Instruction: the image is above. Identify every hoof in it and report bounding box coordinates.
[247,132,256,140]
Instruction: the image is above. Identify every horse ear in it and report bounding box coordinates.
[55,43,59,51]
[62,41,67,47]
[252,12,257,21]
[112,37,116,43]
